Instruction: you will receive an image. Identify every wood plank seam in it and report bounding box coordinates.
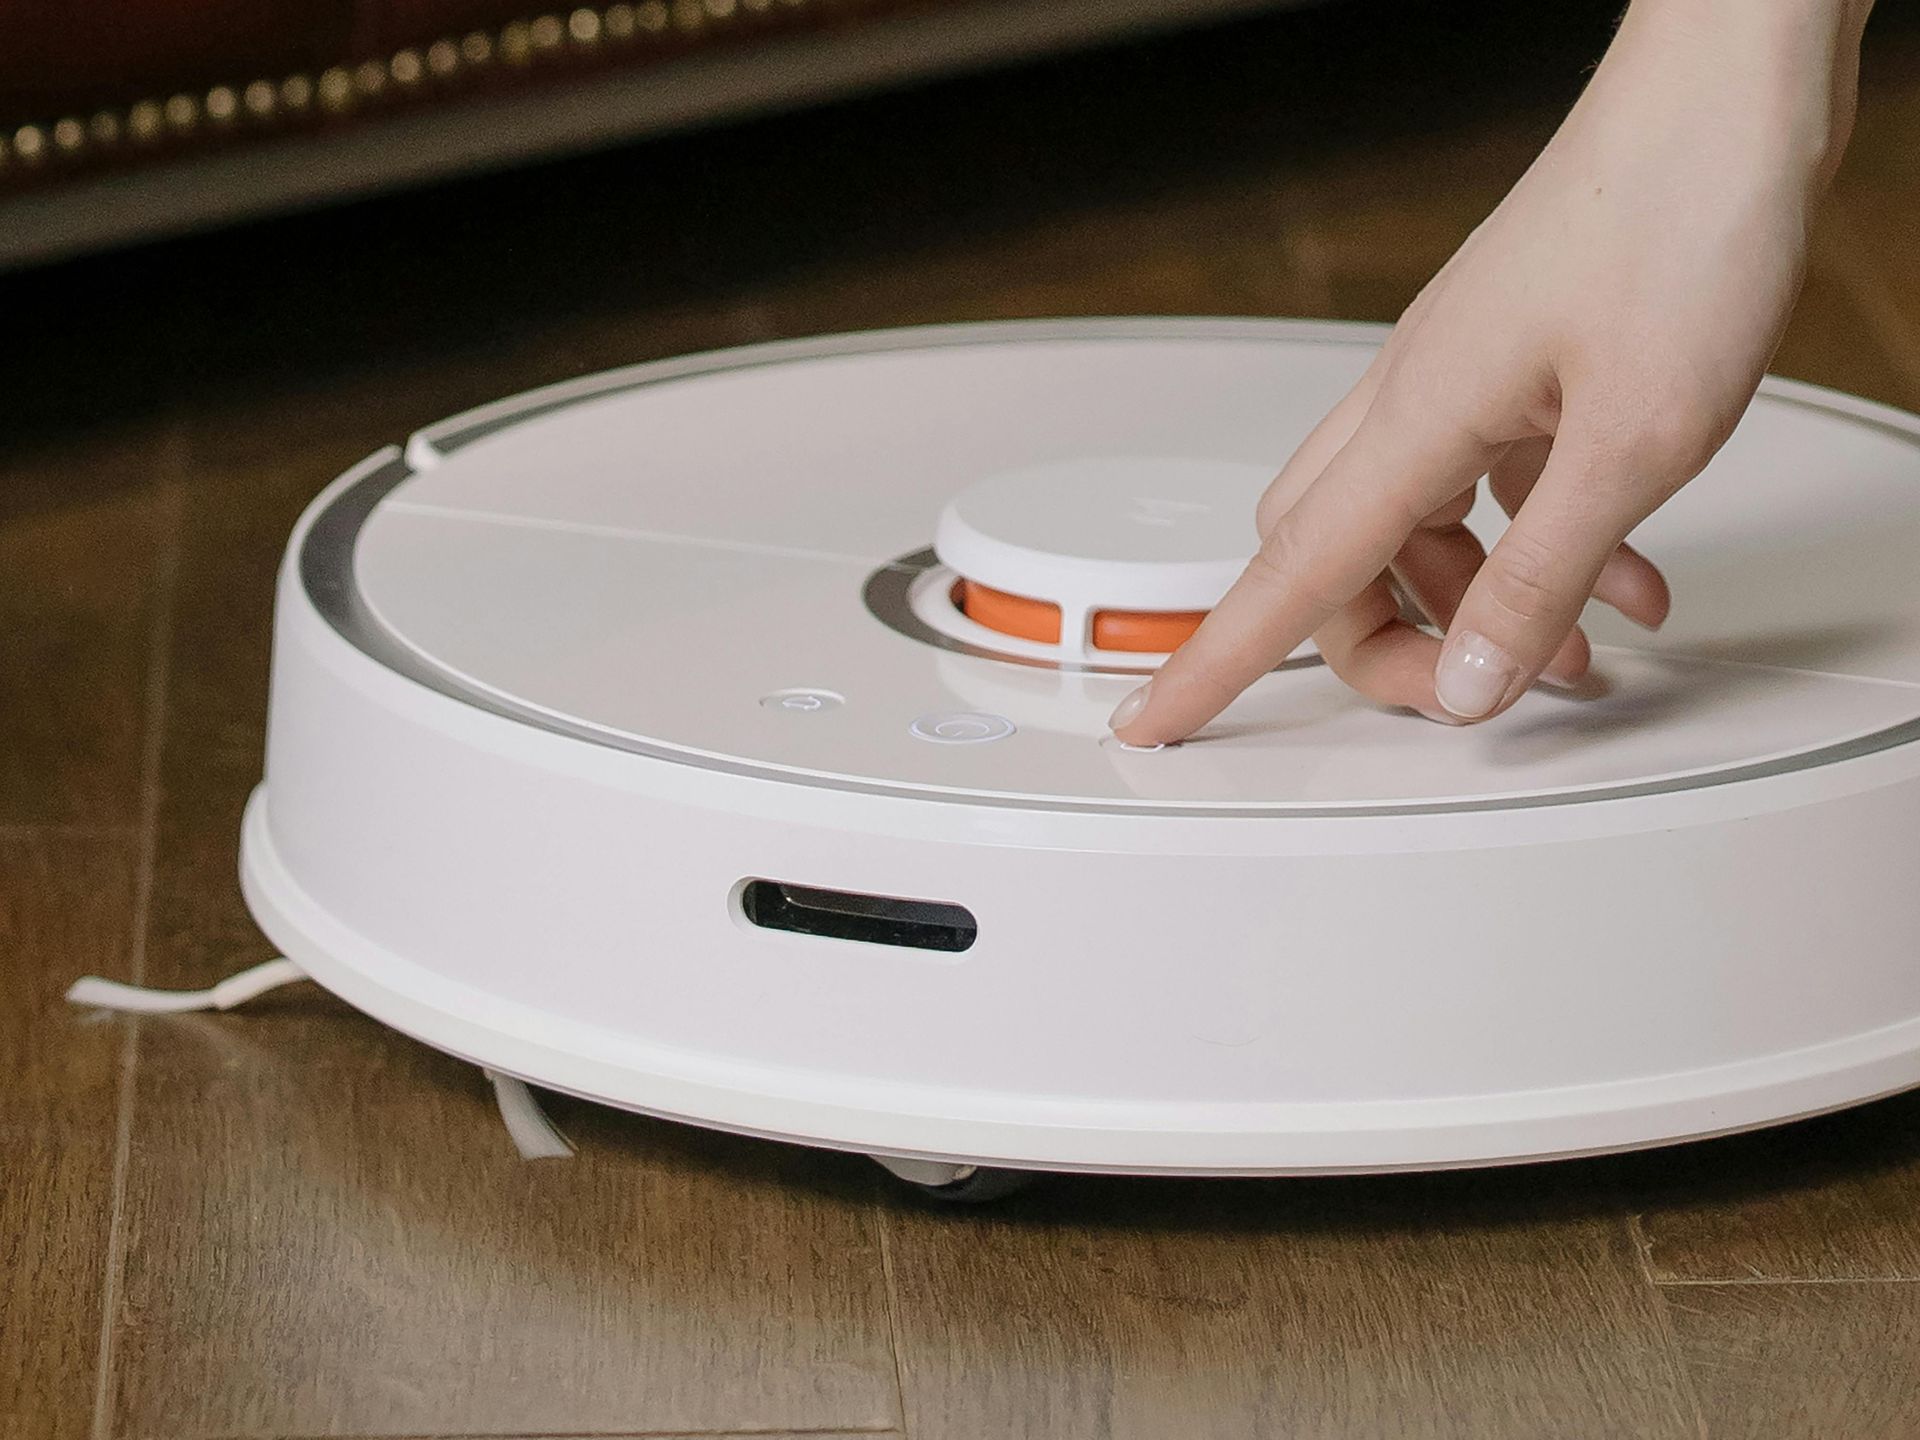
[1656,1277,1920,1288]
[875,1209,914,1437]
[1625,1210,1713,1439]
[186,1430,909,1439]
[85,471,184,1440]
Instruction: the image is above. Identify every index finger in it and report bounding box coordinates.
[1110,400,1501,746]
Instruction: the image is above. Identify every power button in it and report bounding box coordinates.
[910,712,1016,745]
[761,688,844,713]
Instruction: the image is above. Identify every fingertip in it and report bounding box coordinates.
[1594,547,1672,630]
[1542,624,1592,685]
[1433,626,1516,721]
[1638,566,1673,630]
[1108,677,1197,747]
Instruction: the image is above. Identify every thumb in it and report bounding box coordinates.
[1433,432,1641,722]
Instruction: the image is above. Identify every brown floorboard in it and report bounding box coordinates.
[1626,1096,1920,1284]
[1664,1281,1920,1440]
[106,1017,901,1438]
[0,833,143,1440]
[0,436,178,830]
[882,1168,1702,1440]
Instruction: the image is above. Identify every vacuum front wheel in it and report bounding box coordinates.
[868,1154,1034,1203]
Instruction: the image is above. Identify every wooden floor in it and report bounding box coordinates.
[7,2,1920,1435]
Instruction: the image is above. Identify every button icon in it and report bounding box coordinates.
[761,688,844,713]
[910,711,1016,745]
[1125,495,1212,528]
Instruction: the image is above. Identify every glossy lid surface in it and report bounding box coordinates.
[347,321,1920,812]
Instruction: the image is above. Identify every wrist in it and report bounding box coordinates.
[1609,0,1868,192]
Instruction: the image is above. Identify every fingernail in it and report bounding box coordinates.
[1108,681,1152,733]
[1435,630,1518,719]
[1415,705,1465,726]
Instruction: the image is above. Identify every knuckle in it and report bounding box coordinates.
[1620,411,1713,477]
[1242,549,1290,609]
[1254,480,1295,537]
[1369,362,1437,426]
[1372,357,1510,473]
[1484,526,1564,625]
[1422,489,1477,530]
[1579,370,1732,485]
[1316,635,1372,691]
[1250,526,1342,620]
[1314,591,1401,686]
[1386,483,1443,538]
[1252,518,1304,575]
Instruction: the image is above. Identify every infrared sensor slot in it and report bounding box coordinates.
[739,880,977,953]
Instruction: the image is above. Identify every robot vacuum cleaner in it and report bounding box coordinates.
[223,317,1920,1196]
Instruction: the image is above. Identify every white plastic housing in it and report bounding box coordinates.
[933,455,1269,656]
[241,318,1920,1175]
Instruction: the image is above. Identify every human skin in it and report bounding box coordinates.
[1111,0,1879,742]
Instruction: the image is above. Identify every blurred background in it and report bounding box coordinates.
[5,0,1917,453]
[6,4,1920,1438]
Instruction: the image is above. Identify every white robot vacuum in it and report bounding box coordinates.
[226,317,1920,1197]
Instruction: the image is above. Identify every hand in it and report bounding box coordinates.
[1112,0,1873,744]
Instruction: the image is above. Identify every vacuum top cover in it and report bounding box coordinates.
[349,325,1920,813]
